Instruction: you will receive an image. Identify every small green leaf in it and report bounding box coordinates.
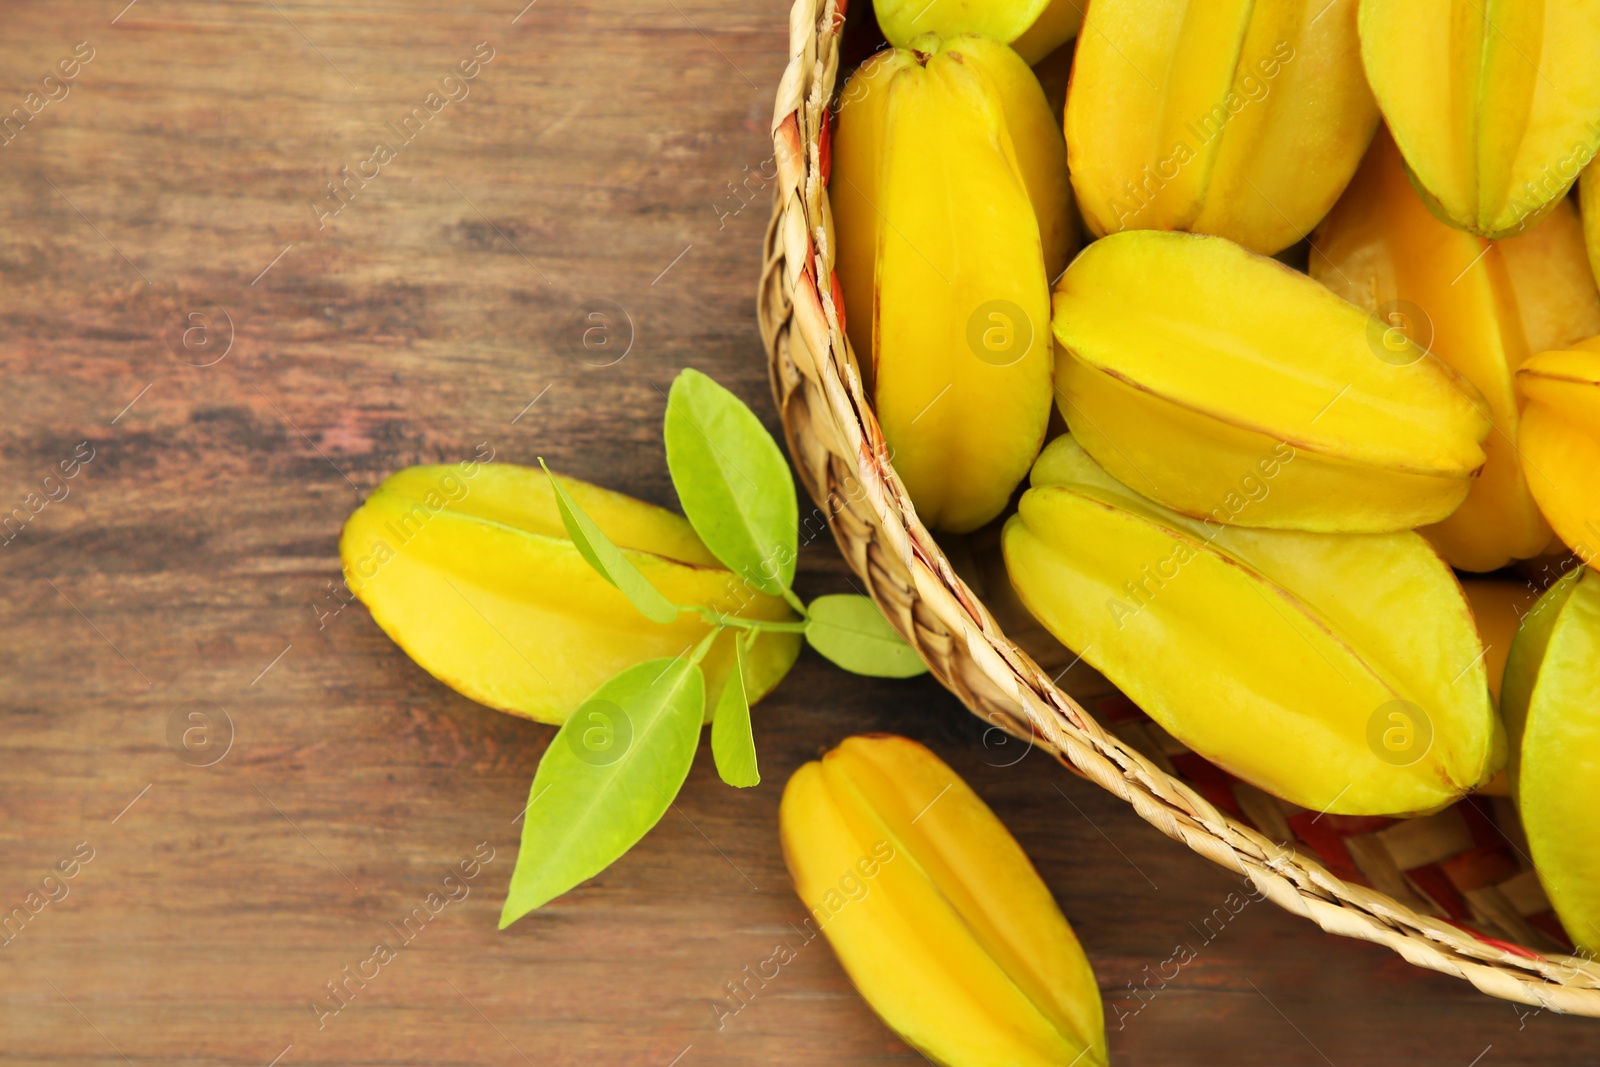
[805,594,928,678]
[499,656,705,925]
[541,459,679,625]
[710,634,758,788]
[664,369,799,598]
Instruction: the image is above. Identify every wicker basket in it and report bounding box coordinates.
[759,0,1600,1015]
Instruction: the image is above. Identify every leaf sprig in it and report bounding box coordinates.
[500,368,925,927]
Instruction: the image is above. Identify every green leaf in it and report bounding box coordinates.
[805,594,928,678]
[710,634,759,787]
[499,656,705,925]
[664,368,799,599]
[540,459,680,625]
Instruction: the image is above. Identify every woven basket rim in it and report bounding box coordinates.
[759,0,1600,1016]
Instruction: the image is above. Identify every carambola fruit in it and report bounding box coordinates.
[873,0,1083,65]
[1052,229,1492,532]
[1503,567,1600,954]
[1065,0,1379,255]
[1312,129,1600,570]
[833,34,1068,533]
[1517,338,1600,568]
[340,462,800,725]
[1358,0,1600,238]
[780,735,1106,1067]
[1002,435,1501,816]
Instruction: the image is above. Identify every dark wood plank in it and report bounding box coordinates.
[1,1,1597,1064]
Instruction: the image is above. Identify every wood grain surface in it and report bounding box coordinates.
[2,2,1598,1064]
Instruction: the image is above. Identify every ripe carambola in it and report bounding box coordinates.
[1052,229,1491,533]
[833,34,1069,533]
[340,463,800,725]
[1503,567,1600,955]
[780,735,1107,1067]
[1066,0,1379,255]
[1517,339,1600,569]
[1359,0,1600,238]
[873,0,1084,64]
[1003,435,1501,816]
[1312,128,1600,570]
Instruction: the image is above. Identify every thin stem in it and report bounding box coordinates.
[693,607,809,634]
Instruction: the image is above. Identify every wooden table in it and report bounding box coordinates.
[2,2,1597,1063]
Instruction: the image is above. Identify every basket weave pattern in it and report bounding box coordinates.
[758,0,1600,1014]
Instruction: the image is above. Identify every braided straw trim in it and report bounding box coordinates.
[759,0,1600,1015]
